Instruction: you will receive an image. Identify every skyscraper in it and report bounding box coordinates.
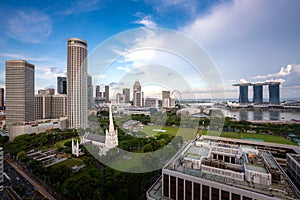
[162,90,171,108]
[96,85,100,97]
[67,38,88,129]
[269,83,280,105]
[134,91,144,107]
[133,81,141,106]
[105,85,109,103]
[5,60,35,133]
[0,88,4,110]
[87,74,94,109]
[253,84,263,104]
[239,85,248,104]
[57,76,67,94]
[123,88,130,103]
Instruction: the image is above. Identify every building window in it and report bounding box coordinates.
[202,185,210,200]
[232,193,241,200]
[163,174,169,197]
[225,156,230,163]
[194,182,200,200]
[212,187,219,200]
[178,178,184,200]
[221,190,229,200]
[243,196,252,200]
[170,176,176,199]
[185,180,192,200]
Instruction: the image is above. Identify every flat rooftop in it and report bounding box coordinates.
[246,164,268,173]
[162,140,299,200]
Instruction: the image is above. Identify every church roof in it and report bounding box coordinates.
[84,132,106,143]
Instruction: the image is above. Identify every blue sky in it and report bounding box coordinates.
[0,0,300,99]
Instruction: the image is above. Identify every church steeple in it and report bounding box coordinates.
[105,104,118,149]
[108,103,115,134]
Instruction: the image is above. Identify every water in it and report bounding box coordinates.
[222,109,300,121]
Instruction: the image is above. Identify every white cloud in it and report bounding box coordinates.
[0,53,50,62]
[6,9,52,43]
[63,0,102,15]
[134,14,157,28]
[253,64,293,79]
[239,79,248,84]
[116,66,131,73]
[35,66,65,80]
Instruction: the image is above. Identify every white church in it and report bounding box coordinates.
[72,104,119,156]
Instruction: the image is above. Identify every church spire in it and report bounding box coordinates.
[109,103,114,134]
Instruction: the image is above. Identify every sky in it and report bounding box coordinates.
[0,0,300,100]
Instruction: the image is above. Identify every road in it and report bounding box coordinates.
[5,158,57,200]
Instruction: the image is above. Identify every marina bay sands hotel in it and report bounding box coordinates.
[233,82,280,105]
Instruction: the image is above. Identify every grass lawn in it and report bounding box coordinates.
[140,125,296,145]
[140,125,196,141]
[203,130,296,145]
[52,157,83,169]
[53,138,73,149]
[110,153,143,171]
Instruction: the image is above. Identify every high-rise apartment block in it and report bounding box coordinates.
[35,94,52,119]
[67,38,88,129]
[57,76,67,94]
[35,94,67,120]
[5,60,35,133]
[52,94,67,118]
[0,88,4,110]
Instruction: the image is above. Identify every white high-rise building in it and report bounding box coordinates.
[67,38,88,129]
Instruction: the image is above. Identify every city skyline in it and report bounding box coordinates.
[0,1,300,99]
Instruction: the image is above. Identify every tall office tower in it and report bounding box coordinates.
[96,85,100,97]
[162,90,171,108]
[239,85,248,104]
[269,83,280,105]
[105,85,109,103]
[0,88,4,110]
[67,38,88,129]
[46,88,55,95]
[133,81,141,106]
[134,91,144,107]
[5,60,35,133]
[253,84,263,104]
[87,74,93,109]
[123,88,130,103]
[0,147,3,183]
[57,76,67,94]
[35,94,52,119]
[52,94,67,118]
